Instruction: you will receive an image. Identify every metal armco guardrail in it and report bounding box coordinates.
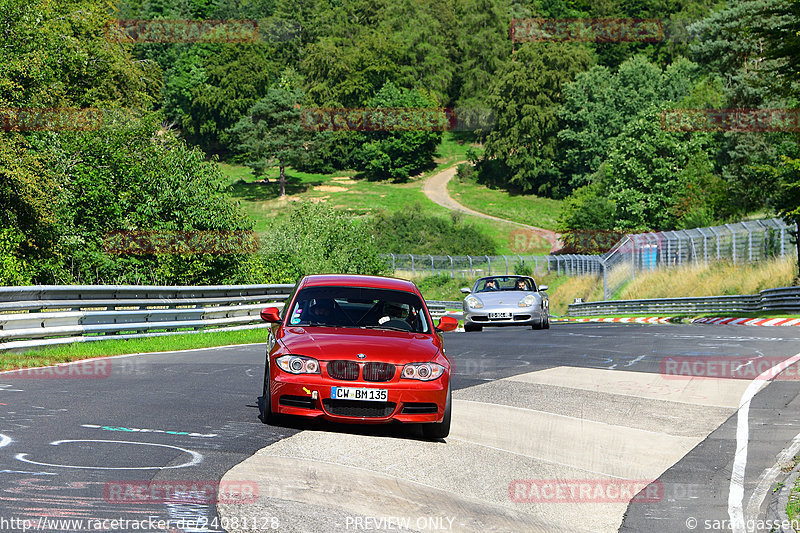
[567,286,800,316]
[0,285,460,353]
[0,284,295,352]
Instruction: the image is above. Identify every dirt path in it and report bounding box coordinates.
[423,163,562,252]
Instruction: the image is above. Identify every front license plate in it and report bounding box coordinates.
[331,387,388,401]
[489,312,512,319]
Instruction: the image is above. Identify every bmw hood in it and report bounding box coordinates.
[277,327,440,363]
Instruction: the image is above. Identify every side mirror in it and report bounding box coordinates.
[460,287,471,294]
[436,315,459,332]
[260,307,282,323]
[538,285,549,292]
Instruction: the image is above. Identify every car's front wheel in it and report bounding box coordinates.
[258,363,277,424]
[423,384,451,439]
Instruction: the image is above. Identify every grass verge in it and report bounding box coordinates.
[1,328,269,371]
[448,171,562,230]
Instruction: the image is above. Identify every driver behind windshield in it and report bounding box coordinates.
[306,298,336,324]
[483,279,499,291]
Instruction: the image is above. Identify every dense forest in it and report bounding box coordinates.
[1,0,799,284]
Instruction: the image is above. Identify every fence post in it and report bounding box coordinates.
[602,259,608,300]
[486,255,492,275]
[448,255,453,278]
[725,224,737,265]
[411,254,415,276]
[631,239,636,280]
[468,255,473,276]
[429,255,435,275]
[390,253,395,271]
[710,226,720,260]
[781,226,786,257]
[504,255,509,274]
[533,256,538,272]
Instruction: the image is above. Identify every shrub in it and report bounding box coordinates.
[370,208,497,255]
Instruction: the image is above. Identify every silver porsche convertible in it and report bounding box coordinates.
[461,275,549,332]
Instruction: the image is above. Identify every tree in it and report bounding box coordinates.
[481,42,593,197]
[230,87,309,197]
[603,106,716,231]
[558,56,698,188]
[355,82,443,181]
[769,157,800,279]
[453,0,512,106]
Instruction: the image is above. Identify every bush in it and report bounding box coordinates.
[10,113,256,285]
[370,207,497,255]
[514,259,533,276]
[456,163,475,181]
[250,202,391,283]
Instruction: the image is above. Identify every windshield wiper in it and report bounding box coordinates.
[359,325,414,332]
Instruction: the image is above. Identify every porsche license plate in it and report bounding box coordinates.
[331,387,388,401]
[489,312,512,319]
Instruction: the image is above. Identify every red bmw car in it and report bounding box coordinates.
[257,274,458,439]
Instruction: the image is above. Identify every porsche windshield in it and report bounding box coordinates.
[287,286,431,333]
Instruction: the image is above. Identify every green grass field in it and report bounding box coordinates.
[222,134,552,254]
[448,172,563,230]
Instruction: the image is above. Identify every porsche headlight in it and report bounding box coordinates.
[275,355,320,374]
[518,294,537,307]
[466,296,483,309]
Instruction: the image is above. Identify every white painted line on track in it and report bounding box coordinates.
[15,439,203,470]
[0,434,11,448]
[728,351,800,533]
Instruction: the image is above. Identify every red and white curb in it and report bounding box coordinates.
[552,317,674,324]
[691,317,800,327]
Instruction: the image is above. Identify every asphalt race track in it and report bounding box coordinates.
[2,323,800,532]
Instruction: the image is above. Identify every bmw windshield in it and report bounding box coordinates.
[287,286,432,333]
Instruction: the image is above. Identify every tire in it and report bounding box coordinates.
[423,384,451,440]
[543,315,550,329]
[258,362,277,424]
[464,323,482,332]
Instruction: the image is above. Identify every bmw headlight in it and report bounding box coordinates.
[466,296,483,309]
[275,355,320,374]
[518,294,537,307]
[401,362,445,381]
